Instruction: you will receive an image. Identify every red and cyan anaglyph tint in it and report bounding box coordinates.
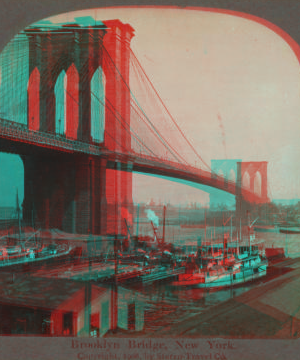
[0,7,299,340]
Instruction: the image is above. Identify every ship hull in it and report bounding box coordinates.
[171,263,267,288]
[171,273,205,286]
[279,228,300,234]
[254,226,279,233]
[198,265,267,288]
[0,248,73,272]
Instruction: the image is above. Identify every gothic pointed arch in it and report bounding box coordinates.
[254,171,262,196]
[54,70,67,135]
[228,169,236,183]
[218,169,225,184]
[91,66,106,143]
[242,171,250,189]
[27,67,40,131]
[66,63,79,139]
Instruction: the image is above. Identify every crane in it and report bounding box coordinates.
[247,214,259,255]
[150,221,159,243]
[124,218,133,251]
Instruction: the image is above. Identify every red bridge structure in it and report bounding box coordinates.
[0,19,270,236]
[210,159,269,219]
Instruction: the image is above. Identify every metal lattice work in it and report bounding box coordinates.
[0,23,268,204]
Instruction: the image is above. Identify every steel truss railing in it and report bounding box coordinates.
[0,118,264,202]
[0,117,103,155]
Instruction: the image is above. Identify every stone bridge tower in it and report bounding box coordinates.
[210,159,269,224]
[236,161,269,223]
[22,20,134,235]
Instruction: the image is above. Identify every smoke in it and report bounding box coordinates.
[121,207,133,225]
[145,209,159,227]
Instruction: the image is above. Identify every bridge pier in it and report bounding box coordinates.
[22,155,133,236]
[235,196,254,226]
[21,21,135,236]
[22,155,113,235]
[105,161,133,236]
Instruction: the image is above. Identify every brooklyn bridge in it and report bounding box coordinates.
[0,6,300,345]
[0,19,269,236]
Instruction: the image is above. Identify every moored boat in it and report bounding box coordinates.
[0,237,73,271]
[279,227,300,234]
[171,252,268,288]
[171,230,268,288]
[254,225,279,233]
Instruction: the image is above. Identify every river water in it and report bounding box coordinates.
[121,225,300,334]
[135,223,300,256]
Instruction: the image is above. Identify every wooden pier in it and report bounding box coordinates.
[139,266,185,284]
[32,260,185,285]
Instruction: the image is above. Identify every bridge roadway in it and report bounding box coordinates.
[0,117,262,201]
[0,117,103,156]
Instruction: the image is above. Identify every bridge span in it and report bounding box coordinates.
[0,116,266,202]
[0,19,269,236]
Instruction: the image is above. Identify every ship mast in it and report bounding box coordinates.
[136,204,140,238]
[230,216,232,242]
[204,209,207,241]
[16,189,21,245]
[247,215,259,256]
[162,205,166,244]
[124,218,132,251]
[223,214,233,265]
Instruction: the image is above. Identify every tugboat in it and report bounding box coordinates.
[171,216,268,288]
[171,238,268,288]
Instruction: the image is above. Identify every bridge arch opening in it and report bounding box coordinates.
[0,35,28,125]
[228,169,236,183]
[55,70,67,135]
[27,67,40,131]
[254,171,262,197]
[91,66,106,143]
[66,63,79,140]
[242,171,250,190]
[218,170,225,184]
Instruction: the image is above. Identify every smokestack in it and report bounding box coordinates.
[151,221,158,242]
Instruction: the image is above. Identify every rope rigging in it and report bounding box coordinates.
[0,26,211,174]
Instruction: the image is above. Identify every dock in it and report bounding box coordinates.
[139,266,185,284]
[146,257,300,338]
[32,260,185,285]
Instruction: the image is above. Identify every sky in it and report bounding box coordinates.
[0,7,300,206]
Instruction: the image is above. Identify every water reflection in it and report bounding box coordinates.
[0,229,299,337]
